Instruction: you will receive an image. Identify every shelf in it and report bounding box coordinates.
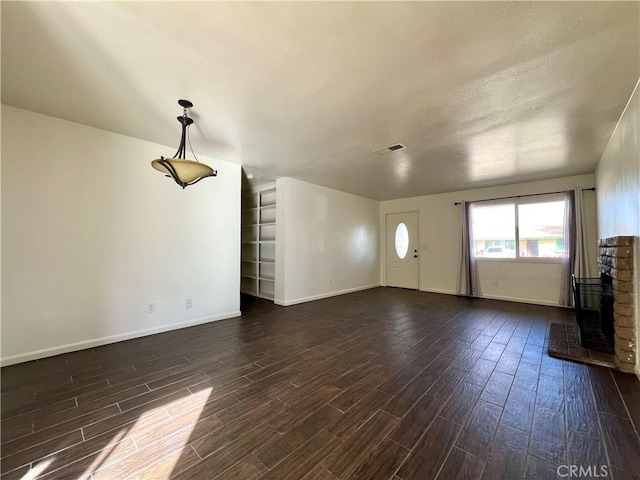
[260,189,277,208]
[259,278,275,298]
[240,274,258,295]
[242,185,277,303]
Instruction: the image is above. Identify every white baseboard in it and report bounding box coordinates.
[274,284,380,307]
[1,311,242,367]
[419,287,562,307]
[420,287,458,295]
[275,284,560,308]
[471,293,560,307]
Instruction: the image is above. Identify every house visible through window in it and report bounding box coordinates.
[472,195,566,260]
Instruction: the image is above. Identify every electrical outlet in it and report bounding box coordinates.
[328,278,332,285]
[492,281,499,288]
[186,297,193,309]
[147,302,156,314]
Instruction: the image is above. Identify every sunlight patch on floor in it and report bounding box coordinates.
[21,457,55,480]
[80,430,127,477]
[90,387,213,479]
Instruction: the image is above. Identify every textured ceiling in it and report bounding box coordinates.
[2,1,639,200]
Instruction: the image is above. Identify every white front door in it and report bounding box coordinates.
[386,212,419,289]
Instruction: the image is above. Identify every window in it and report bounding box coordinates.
[472,204,516,258]
[395,223,409,259]
[472,195,566,260]
[518,201,565,258]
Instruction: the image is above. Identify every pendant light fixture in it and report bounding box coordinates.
[151,99,217,188]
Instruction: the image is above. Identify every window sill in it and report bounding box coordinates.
[475,257,563,265]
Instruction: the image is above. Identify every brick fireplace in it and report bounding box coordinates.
[598,236,637,373]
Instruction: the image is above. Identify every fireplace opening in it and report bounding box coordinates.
[572,273,615,353]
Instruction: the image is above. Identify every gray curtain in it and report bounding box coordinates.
[559,189,591,306]
[559,191,576,306]
[574,188,591,278]
[458,201,482,297]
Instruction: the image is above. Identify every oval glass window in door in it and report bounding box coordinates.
[395,223,409,259]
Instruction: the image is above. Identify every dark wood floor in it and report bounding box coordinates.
[2,288,639,480]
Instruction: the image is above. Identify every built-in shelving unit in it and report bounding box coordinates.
[241,184,276,300]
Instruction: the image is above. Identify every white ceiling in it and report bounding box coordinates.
[2,1,639,200]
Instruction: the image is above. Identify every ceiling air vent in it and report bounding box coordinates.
[373,143,406,155]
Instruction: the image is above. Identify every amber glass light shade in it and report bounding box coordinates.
[151,157,217,188]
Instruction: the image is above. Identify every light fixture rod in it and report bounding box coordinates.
[158,156,182,184]
[173,110,194,160]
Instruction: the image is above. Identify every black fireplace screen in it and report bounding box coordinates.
[571,274,614,353]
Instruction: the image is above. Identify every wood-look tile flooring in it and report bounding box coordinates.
[2,288,639,480]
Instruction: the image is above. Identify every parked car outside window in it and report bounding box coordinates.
[478,246,515,258]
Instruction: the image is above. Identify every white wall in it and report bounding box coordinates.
[380,174,597,306]
[275,177,379,306]
[1,105,242,365]
[595,79,640,376]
